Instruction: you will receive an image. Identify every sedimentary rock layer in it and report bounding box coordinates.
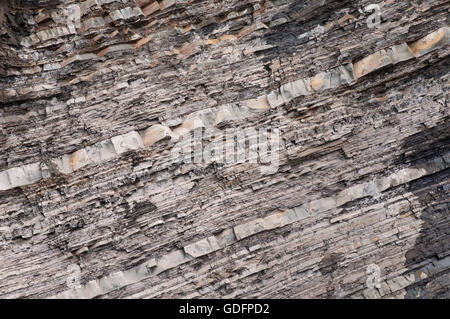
[0,0,449,299]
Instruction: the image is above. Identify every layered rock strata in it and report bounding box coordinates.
[0,0,449,299]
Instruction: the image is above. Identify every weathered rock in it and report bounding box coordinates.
[353,50,393,79]
[85,140,117,163]
[0,0,449,300]
[69,149,91,171]
[409,27,450,57]
[246,95,270,112]
[111,131,144,154]
[0,171,11,191]
[141,124,174,147]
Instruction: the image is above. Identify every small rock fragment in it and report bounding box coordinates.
[409,27,450,57]
[246,95,270,111]
[111,131,144,154]
[353,50,392,79]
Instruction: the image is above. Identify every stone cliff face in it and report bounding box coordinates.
[0,0,449,299]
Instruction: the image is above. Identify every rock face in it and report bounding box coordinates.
[0,0,449,299]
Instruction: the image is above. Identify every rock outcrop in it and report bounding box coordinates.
[0,0,449,299]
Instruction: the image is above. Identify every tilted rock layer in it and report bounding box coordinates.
[0,0,449,298]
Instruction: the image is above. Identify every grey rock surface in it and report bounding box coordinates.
[0,0,449,299]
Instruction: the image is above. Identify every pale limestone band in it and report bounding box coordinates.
[19,0,176,48]
[1,27,449,192]
[361,254,450,298]
[4,1,449,99]
[49,153,449,298]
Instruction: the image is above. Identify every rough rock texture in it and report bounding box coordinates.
[0,0,449,299]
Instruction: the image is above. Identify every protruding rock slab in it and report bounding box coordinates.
[409,27,450,57]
